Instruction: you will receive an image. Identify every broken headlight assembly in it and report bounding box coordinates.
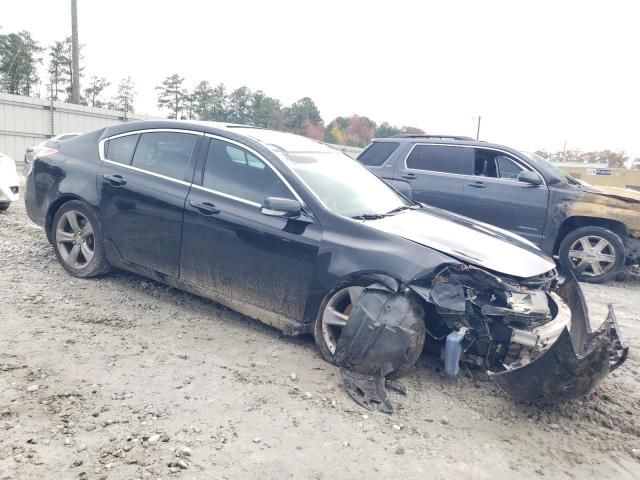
[427,265,628,403]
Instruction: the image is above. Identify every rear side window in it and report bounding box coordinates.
[203,138,294,204]
[358,142,399,167]
[406,145,472,174]
[131,132,198,180]
[106,134,139,165]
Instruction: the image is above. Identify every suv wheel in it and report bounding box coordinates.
[51,200,110,278]
[558,226,625,283]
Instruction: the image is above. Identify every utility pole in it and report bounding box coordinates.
[476,115,482,140]
[70,0,80,104]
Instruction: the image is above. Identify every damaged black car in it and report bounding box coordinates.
[24,121,628,411]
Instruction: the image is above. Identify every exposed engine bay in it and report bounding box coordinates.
[334,266,628,412]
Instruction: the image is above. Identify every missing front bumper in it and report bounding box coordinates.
[490,276,628,403]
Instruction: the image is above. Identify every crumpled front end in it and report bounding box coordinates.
[333,265,628,412]
[490,276,628,402]
[423,267,628,403]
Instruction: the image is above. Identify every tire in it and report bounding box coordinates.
[558,226,625,283]
[0,202,9,212]
[313,277,426,374]
[51,200,110,278]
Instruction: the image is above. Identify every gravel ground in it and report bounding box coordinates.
[1,177,640,480]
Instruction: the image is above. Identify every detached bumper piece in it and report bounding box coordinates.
[334,287,423,413]
[490,276,629,403]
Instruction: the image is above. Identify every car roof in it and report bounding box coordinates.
[102,120,335,155]
[370,134,526,156]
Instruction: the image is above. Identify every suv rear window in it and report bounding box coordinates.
[406,145,472,174]
[357,142,399,167]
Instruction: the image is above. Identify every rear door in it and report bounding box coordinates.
[98,129,202,277]
[394,144,473,213]
[463,148,549,245]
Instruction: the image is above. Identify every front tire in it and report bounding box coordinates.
[313,277,426,374]
[558,226,625,283]
[51,200,110,278]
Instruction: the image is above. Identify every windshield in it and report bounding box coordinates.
[284,152,412,217]
[524,152,581,185]
[233,128,411,217]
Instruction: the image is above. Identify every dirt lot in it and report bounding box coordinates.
[1,177,640,480]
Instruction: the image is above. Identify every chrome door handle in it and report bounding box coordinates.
[189,200,220,215]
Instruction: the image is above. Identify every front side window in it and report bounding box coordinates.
[496,155,525,180]
[203,138,294,205]
[357,142,399,167]
[406,145,472,174]
[222,127,411,217]
[473,148,526,181]
[106,134,139,165]
[131,132,197,180]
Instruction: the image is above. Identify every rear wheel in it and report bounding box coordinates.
[313,277,426,374]
[51,200,110,278]
[558,226,625,283]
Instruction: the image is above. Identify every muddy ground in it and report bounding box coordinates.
[1,177,640,480]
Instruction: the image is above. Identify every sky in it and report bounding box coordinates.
[3,0,639,158]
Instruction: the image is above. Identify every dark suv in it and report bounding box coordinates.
[358,134,640,283]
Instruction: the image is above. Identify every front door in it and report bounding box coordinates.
[98,130,202,277]
[463,148,549,245]
[180,136,321,321]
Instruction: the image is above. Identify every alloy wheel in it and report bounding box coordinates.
[321,285,367,354]
[55,210,95,269]
[568,235,616,277]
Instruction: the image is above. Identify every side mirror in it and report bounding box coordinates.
[517,170,543,186]
[261,197,302,218]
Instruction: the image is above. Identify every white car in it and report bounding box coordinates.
[0,152,19,211]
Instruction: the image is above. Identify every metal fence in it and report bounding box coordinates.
[0,92,155,165]
[0,92,366,166]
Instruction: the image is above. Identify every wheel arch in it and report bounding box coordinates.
[45,194,89,243]
[553,216,628,255]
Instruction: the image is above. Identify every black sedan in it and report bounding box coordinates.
[25,121,627,411]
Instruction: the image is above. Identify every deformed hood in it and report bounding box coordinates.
[580,185,640,204]
[364,207,556,279]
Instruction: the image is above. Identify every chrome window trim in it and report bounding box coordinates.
[190,184,261,208]
[98,128,204,162]
[98,128,312,214]
[103,159,193,187]
[202,133,310,212]
[402,143,548,187]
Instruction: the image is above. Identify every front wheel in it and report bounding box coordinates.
[313,278,426,374]
[558,226,625,283]
[51,200,110,278]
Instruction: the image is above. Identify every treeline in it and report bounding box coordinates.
[0,27,423,145]
[535,149,638,169]
[0,30,136,111]
[154,73,425,143]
